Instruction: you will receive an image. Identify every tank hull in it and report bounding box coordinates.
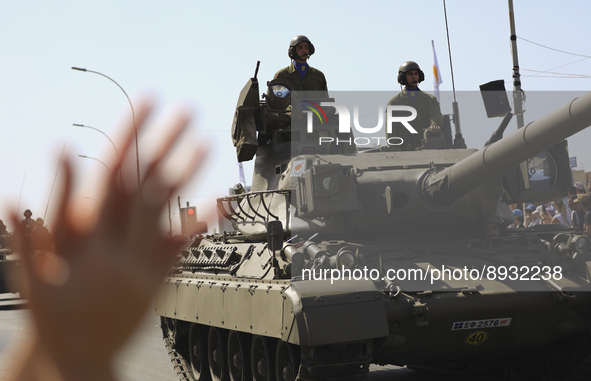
[156,231,591,380]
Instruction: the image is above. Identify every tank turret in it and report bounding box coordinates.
[223,81,591,239]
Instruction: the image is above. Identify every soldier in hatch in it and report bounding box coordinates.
[274,35,328,96]
[387,61,443,151]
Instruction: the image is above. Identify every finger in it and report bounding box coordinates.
[167,145,209,199]
[141,110,191,187]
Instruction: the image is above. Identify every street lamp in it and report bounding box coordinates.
[73,124,124,189]
[78,155,110,173]
[72,67,140,188]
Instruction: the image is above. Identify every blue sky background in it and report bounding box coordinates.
[2,0,590,232]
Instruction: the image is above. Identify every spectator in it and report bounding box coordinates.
[537,204,553,225]
[551,199,569,227]
[525,204,541,227]
[564,186,577,226]
[578,194,591,235]
[508,209,525,228]
[575,181,586,194]
[570,195,582,229]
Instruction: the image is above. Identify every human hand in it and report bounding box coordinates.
[9,101,207,380]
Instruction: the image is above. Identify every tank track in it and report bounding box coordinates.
[163,332,195,381]
[160,318,370,381]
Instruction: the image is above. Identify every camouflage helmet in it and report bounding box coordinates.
[288,35,315,61]
[397,61,425,85]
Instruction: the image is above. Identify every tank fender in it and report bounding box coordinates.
[284,279,389,346]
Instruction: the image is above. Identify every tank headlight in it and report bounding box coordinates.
[572,236,591,252]
[314,174,339,198]
[337,251,356,269]
[322,176,337,191]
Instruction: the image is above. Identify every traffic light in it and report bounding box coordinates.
[180,206,199,236]
[186,206,198,233]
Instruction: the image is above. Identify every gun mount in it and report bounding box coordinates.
[425,91,591,205]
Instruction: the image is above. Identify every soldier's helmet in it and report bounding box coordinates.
[480,214,506,238]
[397,61,425,85]
[288,35,315,60]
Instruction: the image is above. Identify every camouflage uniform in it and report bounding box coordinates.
[274,63,328,96]
[387,89,443,151]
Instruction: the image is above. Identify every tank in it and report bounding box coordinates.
[156,69,591,381]
[0,234,17,295]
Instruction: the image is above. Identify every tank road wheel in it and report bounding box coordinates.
[251,335,277,381]
[275,341,300,381]
[470,358,503,378]
[227,331,251,381]
[189,323,211,381]
[208,327,230,381]
[544,335,588,381]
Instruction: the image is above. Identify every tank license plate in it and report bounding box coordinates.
[451,318,511,331]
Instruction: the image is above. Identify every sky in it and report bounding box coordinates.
[2,0,591,233]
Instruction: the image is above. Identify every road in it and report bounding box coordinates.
[0,295,457,380]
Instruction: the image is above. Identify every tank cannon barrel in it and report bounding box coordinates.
[425,91,591,205]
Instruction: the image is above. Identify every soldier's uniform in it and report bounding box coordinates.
[387,89,443,151]
[274,63,328,94]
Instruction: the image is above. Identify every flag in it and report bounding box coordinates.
[432,40,443,103]
[238,162,246,185]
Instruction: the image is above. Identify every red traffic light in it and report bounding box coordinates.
[187,208,195,215]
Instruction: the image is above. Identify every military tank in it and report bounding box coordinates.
[0,234,18,295]
[156,68,591,381]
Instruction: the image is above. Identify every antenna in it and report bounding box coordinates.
[443,0,466,148]
[44,142,67,221]
[508,0,525,128]
[17,171,26,216]
[254,61,260,79]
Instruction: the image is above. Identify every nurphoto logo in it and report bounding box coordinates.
[303,101,419,146]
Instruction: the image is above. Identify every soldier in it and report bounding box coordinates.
[481,215,504,240]
[274,35,328,96]
[387,61,443,151]
[20,209,35,235]
[32,217,54,252]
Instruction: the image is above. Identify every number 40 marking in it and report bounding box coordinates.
[465,331,489,345]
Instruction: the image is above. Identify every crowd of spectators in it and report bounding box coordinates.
[508,182,591,235]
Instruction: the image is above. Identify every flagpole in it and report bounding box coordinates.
[432,40,442,103]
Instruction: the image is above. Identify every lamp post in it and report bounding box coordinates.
[78,155,110,173]
[73,124,124,189]
[72,67,140,188]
